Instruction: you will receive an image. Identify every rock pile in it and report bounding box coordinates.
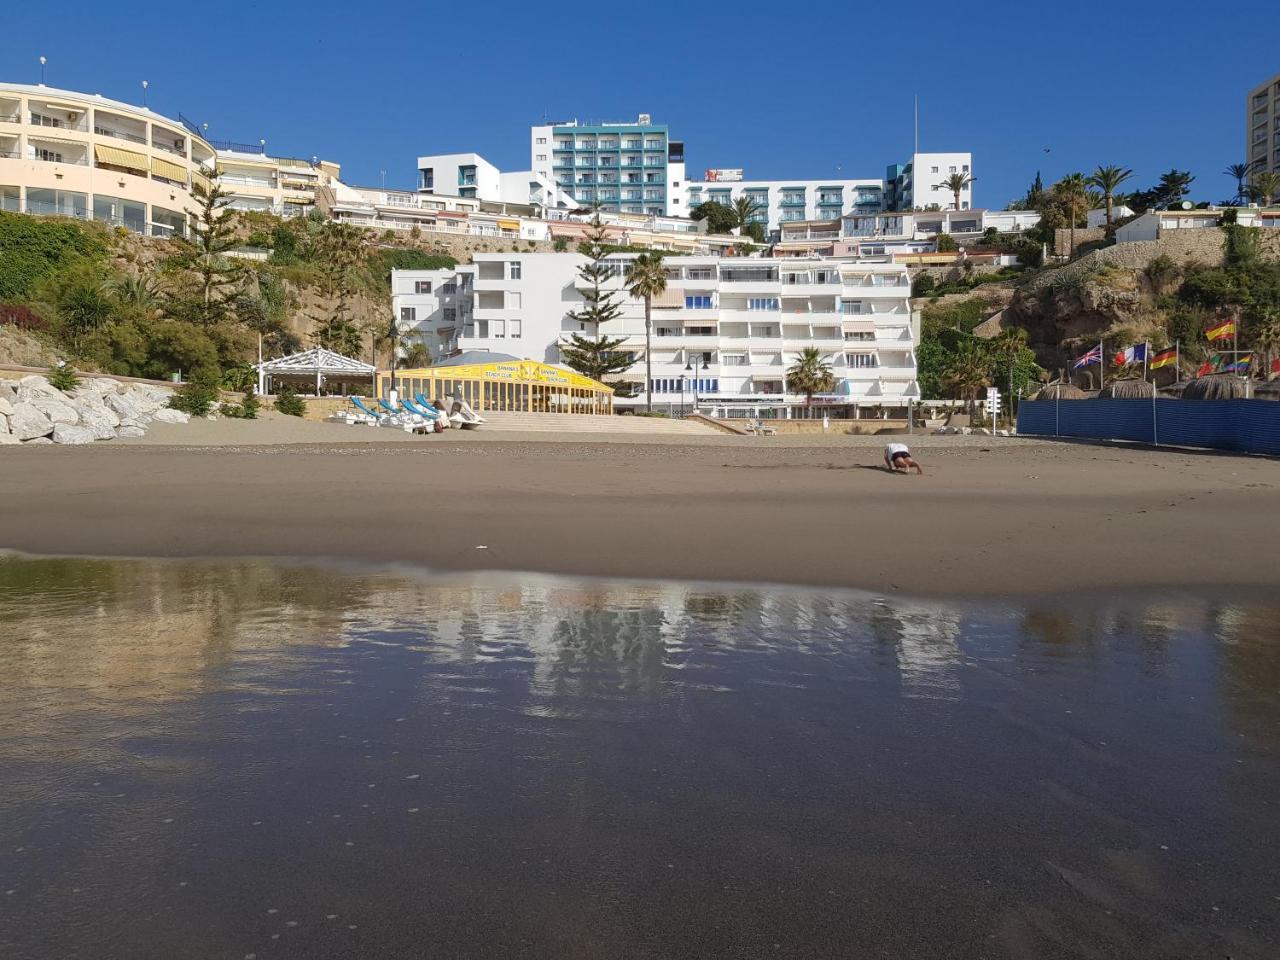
[0,375,184,446]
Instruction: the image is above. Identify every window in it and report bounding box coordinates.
[36,148,63,163]
[414,280,432,294]
[839,301,864,314]
[848,353,878,368]
[492,320,506,338]
[962,164,970,173]
[507,292,521,309]
[930,166,938,173]
[748,298,780,311]
[536,154,546,162]
[400,307,416,325]
[443,307,456,323]
[685,295,713,309]
[536,137,547,144]
[510,320,522,338]
[509,261,521,279]
[421,168,434,190]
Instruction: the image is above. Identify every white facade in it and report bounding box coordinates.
[417,152,500,200]
[1086,205,1135,229]
[890,152,974,211]
[684,178,886,233]
[215,149,340,216]
[392,253,919,418]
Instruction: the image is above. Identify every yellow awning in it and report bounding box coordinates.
[94,143,148,174]
[150,156,188,184]
[497,219,520,230]
[283,196,313,205]
[191,171,212,194]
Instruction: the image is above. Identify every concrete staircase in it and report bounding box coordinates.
[475,411,720,436]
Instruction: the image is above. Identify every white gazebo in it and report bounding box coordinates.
[255,348,376,396]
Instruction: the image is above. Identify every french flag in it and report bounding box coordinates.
[1113,344,1147,366]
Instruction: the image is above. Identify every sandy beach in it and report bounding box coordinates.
[3,421,1278,597]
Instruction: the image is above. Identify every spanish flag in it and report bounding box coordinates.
[1205,319,1237,342]
[1149,348,1177,370]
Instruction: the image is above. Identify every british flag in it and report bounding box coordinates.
[1072,345,1102,368]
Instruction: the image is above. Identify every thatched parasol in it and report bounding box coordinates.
[1034,383,1088,401]
[1181,374,1249,400]
[1098,379,1155,399]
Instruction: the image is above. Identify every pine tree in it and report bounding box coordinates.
[561,212,629,386]
[308,223,363,357]
[174,178,244,325]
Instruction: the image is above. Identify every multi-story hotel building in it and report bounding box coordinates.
[530,115,685,216]
[0,82,216,236]
[1247,72,1280,177]
[416,151,577,211]
[392,253,918,419]
[685,177,887,232]
[681,152,973,233]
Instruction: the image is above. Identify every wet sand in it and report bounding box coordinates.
[3,434,1279,596]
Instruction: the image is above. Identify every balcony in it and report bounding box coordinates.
[152,138,188,158]
[779,196,806,207]
[94,125,147,145]
[29,112,88,133]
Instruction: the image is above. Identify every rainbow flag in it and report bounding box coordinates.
[1222,354,1252,374]
[1205,319,1237,342]
[1149,348,1177,370]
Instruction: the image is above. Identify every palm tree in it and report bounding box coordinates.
[785,347,836,408]
[1054,173,1089,259]
[941,341,991,420]
[1225,163,1253,203]
[1250,171,1280,206]
[625,252,667,413]
[989,327,1029,424]
[730,196,765,240]
[1086,165,1134,226]
[402,339,432,368]
[1251,310,1280,379]
[935,172,975,211]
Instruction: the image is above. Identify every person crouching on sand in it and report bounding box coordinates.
[883,442,923,475]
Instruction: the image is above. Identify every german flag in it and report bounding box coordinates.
[1149,348,1177,370]
[1205,319,1237,342]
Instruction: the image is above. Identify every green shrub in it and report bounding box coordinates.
[46,363,81,392]
[0,211,107,300]
[912,273,936,297]
[936,234,958,252]
[222,383,260,419]
[274,385,306,417]
[169,371,221,417]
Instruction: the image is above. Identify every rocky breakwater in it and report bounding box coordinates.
[0,376,187,446]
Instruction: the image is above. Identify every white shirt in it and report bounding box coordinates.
[885,443,909,459]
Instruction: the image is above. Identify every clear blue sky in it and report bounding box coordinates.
[3,0,1275,207]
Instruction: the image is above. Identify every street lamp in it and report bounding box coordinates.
[684,353,710,413]
[38,56,46,85]
[141,80,149,107]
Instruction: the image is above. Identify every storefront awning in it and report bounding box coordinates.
[497,219,520,230]
[94,143,148,174]
[150,156,188,183]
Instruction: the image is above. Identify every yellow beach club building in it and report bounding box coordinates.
[377,351,614,415]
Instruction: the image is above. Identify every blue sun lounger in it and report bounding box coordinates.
[350,396,384,420]
[403,398,439,420]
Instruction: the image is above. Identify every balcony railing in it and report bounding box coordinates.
[94,125,147,145]
[151,140,187,158]
[0,112,20,123]
[32,152,90,166]
[0,149,19,160]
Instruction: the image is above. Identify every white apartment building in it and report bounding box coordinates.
[1247,72,1280,177]
[418,151,577,211]
[685,178,887,233]
[885,152,974,211]
[392,253,919,419]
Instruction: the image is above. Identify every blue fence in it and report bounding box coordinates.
[1016,399,1280,456]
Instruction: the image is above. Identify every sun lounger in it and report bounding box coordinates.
[350,396,386,422]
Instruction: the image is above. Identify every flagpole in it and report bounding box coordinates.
[1099,339,1105,393]
[1175,340,1180,385]
[1143,341,1149,383]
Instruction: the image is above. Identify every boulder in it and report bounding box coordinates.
[73,398,121,439]
[0,389,14,418]
[74,378,124,397]
[29,394,80,424]
[25,437,55,445]
[52,423,97,445]
[0,412,7,434]
[0,432,21,445]
[114,425,147,439]
[125,386,169,414]
[104,392,143,422]
[18,375,59,395]
[9,404,55,441]
[152,408,190,424]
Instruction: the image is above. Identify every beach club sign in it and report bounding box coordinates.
[412,359,606,390]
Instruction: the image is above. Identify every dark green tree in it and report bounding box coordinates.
[689,201,738,235]
[562,212,630,387]
[171,178,244,326]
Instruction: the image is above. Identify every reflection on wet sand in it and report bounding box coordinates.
[0,556,1277,960]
